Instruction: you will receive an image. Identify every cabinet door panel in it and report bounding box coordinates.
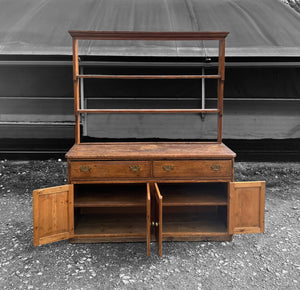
[229,181,265,234]
[33,185,74,246]
[154,183,163,257]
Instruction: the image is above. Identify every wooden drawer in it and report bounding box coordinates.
[153,160,232,179]
[70,161,151,180]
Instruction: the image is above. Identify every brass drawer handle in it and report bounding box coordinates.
[129,165,141,172]
[163,165,174,172]
[211,165,222,171]
[80,166,91,173]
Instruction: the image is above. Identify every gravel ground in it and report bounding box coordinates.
[0,160,299,290]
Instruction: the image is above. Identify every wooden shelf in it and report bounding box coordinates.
[74,213,147,237]
[76,74,221,79]
[74,184,146,207]
[162,212,227,236]
[78,108,219,114]
[159,183,227,206]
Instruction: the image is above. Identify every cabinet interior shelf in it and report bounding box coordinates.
[162,211,227,236]
[74,184,146,207]
[159,183,228,206]
[74,213,147,237]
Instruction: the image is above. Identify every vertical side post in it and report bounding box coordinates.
[80,66,87,136]
[72,38,80,144]
[217,39,225,143]
[201,67,205,110]
[200,67,206,121]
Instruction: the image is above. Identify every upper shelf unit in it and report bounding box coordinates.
[69,30,229,144]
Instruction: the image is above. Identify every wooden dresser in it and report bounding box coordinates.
[33,31,265,257]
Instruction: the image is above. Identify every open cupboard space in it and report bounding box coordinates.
[161,207,228,239]
[33,178,265,256]
[73,208,148,237]
[155,183,228,240]
[32,31,265,257]
[72,182,229,240]
[73,183,150,244]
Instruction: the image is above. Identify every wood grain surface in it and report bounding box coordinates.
[228,181,265,234]
[66,142,236,160]
[33,185,74,246]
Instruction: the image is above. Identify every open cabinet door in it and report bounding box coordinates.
[146,183,151,257]
[154,183,163,257]
[229,181,265,235]
[33,185,74,246]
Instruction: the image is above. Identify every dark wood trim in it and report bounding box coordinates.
[69,31,229,40]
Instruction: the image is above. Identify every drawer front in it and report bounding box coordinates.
[70,161,151,180]
[153,160,232,178]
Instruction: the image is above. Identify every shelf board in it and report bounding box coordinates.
[74,213,147,237]
[78,108,219,114]
[159,183,227,206]
[74,184,146,207]
[76,74,221,79]
[162,213,227,236]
